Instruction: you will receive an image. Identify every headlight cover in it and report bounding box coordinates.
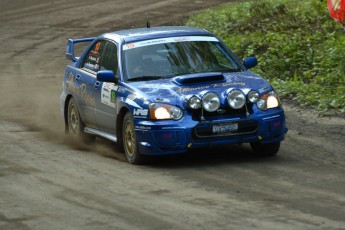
[227,89,246,109]
[257,91,281,110]
[149,103,183,120]
[202,92,220,112]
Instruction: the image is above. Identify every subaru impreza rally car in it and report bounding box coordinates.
[60,26,288,164]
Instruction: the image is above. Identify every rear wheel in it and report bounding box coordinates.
[250,141,280,156]
[122,112,145,164]
[67,98,95,143]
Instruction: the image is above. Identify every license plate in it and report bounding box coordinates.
[212,123,238,133]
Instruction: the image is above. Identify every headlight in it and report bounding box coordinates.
[202,92,220,112]
[149,103,183,120]
[247,90,259,103]
[187,96,201,109]
[227,89,246,109]
[257,91,280,110]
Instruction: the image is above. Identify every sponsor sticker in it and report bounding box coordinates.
[175,82,246,93]
[66,73,96,107]
[135,126,151,130]
[127,94,137,101]
[155,98,171,103]
[101,82,118,108]
[123,36,219,50]
[111,90,116,103]
[259,86,271,93]
[133,109,148,117]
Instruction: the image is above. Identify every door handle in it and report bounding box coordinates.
[75,74,81,82]
[94,81,101,89]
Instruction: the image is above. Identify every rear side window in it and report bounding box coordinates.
[83,40,107,72]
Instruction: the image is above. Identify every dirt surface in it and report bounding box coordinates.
[1,0,345,229]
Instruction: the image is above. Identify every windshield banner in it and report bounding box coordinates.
[123,36,219,50]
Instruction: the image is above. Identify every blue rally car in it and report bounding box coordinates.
[60,26,288,164]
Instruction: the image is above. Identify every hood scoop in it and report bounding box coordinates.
[171,72,225,86]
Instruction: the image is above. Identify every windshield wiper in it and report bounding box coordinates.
[127,76,163,82]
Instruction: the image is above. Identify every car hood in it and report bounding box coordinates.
[126,71,272,106]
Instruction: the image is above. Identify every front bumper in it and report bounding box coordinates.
[134,108,288,155]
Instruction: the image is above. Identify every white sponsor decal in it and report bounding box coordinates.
[133,109,148,116]
[123,36,219,50]
[155,98,171,103]
[127,94,137,100]
[135,126,152,130]
[101,82,118,108]
[224,73,261,80]
[125,97,141,108]
[259,86,270,93]
[225,75,241,82]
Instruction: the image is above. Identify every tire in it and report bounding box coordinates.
[67,98,95,143]
[122,112,145,164]
[250,141,280,156]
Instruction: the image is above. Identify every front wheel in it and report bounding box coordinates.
[250,141,280,156]
[122,112,145,164]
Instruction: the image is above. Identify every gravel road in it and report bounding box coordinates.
[1,1,345,229]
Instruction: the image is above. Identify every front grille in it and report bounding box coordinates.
[193,120,258,139]
[191,106,249,121]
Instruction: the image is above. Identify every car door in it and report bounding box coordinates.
[94,41,119,134]
[77,40,107,128]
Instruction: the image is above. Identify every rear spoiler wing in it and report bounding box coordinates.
[66,37,96,62]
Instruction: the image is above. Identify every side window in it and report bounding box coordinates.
[83,40,107,72]
[100,42,118,74]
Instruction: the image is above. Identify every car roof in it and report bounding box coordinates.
[103,26,214,43]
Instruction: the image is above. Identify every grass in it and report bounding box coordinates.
[187,0,345,113]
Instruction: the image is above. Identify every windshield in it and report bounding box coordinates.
[123,36,242,82]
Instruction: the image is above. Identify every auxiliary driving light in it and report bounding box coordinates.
[202,92,220,112]
[187,96,201,109]
[227,89,246,109]
[248,90,259,103]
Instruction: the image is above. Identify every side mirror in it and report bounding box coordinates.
[243,57,258,69]
[97,70,118,84]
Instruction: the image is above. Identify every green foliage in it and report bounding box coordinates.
[187,0,345,112]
